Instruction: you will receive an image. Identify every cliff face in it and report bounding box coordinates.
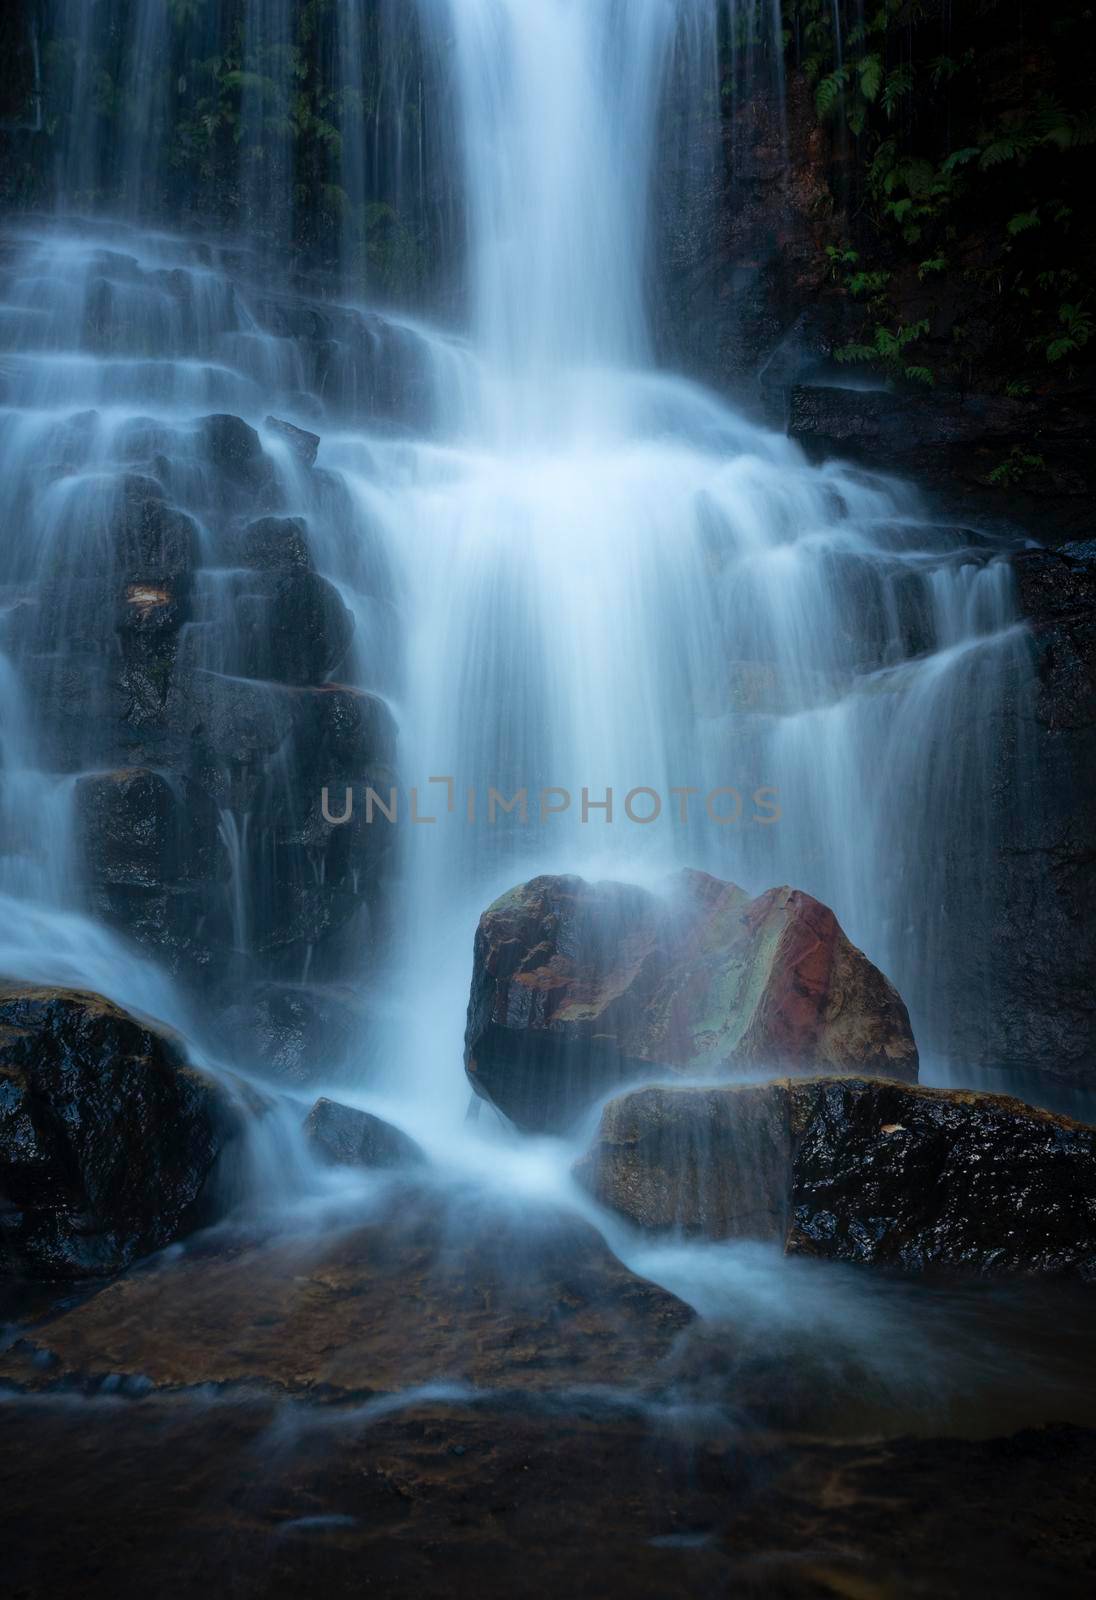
[655,3,1096,547]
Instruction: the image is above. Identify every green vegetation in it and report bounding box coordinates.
[786,0,1095,393]
[1,0,432,296]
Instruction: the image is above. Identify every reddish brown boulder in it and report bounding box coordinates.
[465,870,917,1132]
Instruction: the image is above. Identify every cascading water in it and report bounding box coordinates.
[0,0,1067,1421]
[350,0,1033,1134]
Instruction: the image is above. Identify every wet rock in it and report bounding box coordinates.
[0,1184,693,1394]
[113,474,200,593]
[264,414,320,468]
[231,568,354,684]
[73,771,228,972]
[967,543,1096,1085]
[573,1083,796,1240]
[575,1078,1096,1279]
[303,1098,424,1169]
[0,985,239,1279]
[788,1079,1096,1277]
[786,384,1096,545]
[237,514,314,572]
[19,651,116,771]
[1012,544,1096,630]
[217,983,371,1084]
[166,667,295,768]
[196,414,275,496]
[466,870,917,1133]
[74,768,222,889]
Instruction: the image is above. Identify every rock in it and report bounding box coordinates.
[230,568,354,684]
[237,514,314,572]
[73,771,230,975]
[112,475,200,594]
[788,1079,1096,1277]
[74,768,222,890]
[0,1184,693,1395]
[34,475,198,655]
[0,985,239,1278]
[575,1078,1096,1280]
[573,1083,798,1241]
[216,983,371,1084]
[264,414,320,467]
[303,1098,424,1169]
[196,414,275,495]
[465,870,917,1133]
[1012,545,1096,629]
[166,667,295,768]
[960,545,1096,1086]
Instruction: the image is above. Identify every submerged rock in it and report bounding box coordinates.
[303,1097,424,1169]
[0,985,239,1279]
[465,870,917,1132]
[0,1184,693,1396]
[575,1078,1096,1280]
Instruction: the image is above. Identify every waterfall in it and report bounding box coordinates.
[0,0,1035,1146]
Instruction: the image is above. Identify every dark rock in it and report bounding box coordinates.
[230,568,354,685]
[264,414,320,468]
[1012,544,1096,631]
[968,545,1096,1085]
[0,985,239,1279]
[166,668,295,768]
[788,1079,1096,1277]
[303,1098,424,1169]
[74,769,222,891]
[196,414,275,495]
[113,474,200,593]
[466,870,917,1133]
[787,385,1096,545]
[73,771,229,972]
[575,1078,1096,1280]
[216,983,371,1084]
[237,514,314,572]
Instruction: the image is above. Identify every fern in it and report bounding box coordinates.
[1007,211,1041,236]
[980,135,1031,168]
[858,54,883,103]
[815,66,850,117]
[941,146,980,174]
[882,65,914,118]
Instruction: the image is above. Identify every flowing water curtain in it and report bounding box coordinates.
[240,0,295,251]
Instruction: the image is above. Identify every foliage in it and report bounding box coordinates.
[785,0,1095,392]
[3,0,432,297]
[985,448,1047,488]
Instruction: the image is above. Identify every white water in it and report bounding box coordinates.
[0,1,1056,1403]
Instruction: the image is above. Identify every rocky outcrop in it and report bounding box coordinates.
[967,542,1096,1084]
[0,1183,693,1395]
[226,567,354,684]
[0,984,239,1278]
[465,870,917,1133]
[303,1097,424,1169]
[2,371,398,1009]
[575,1078,1096,1280]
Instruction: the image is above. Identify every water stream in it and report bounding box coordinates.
[0,0,1082,1429]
